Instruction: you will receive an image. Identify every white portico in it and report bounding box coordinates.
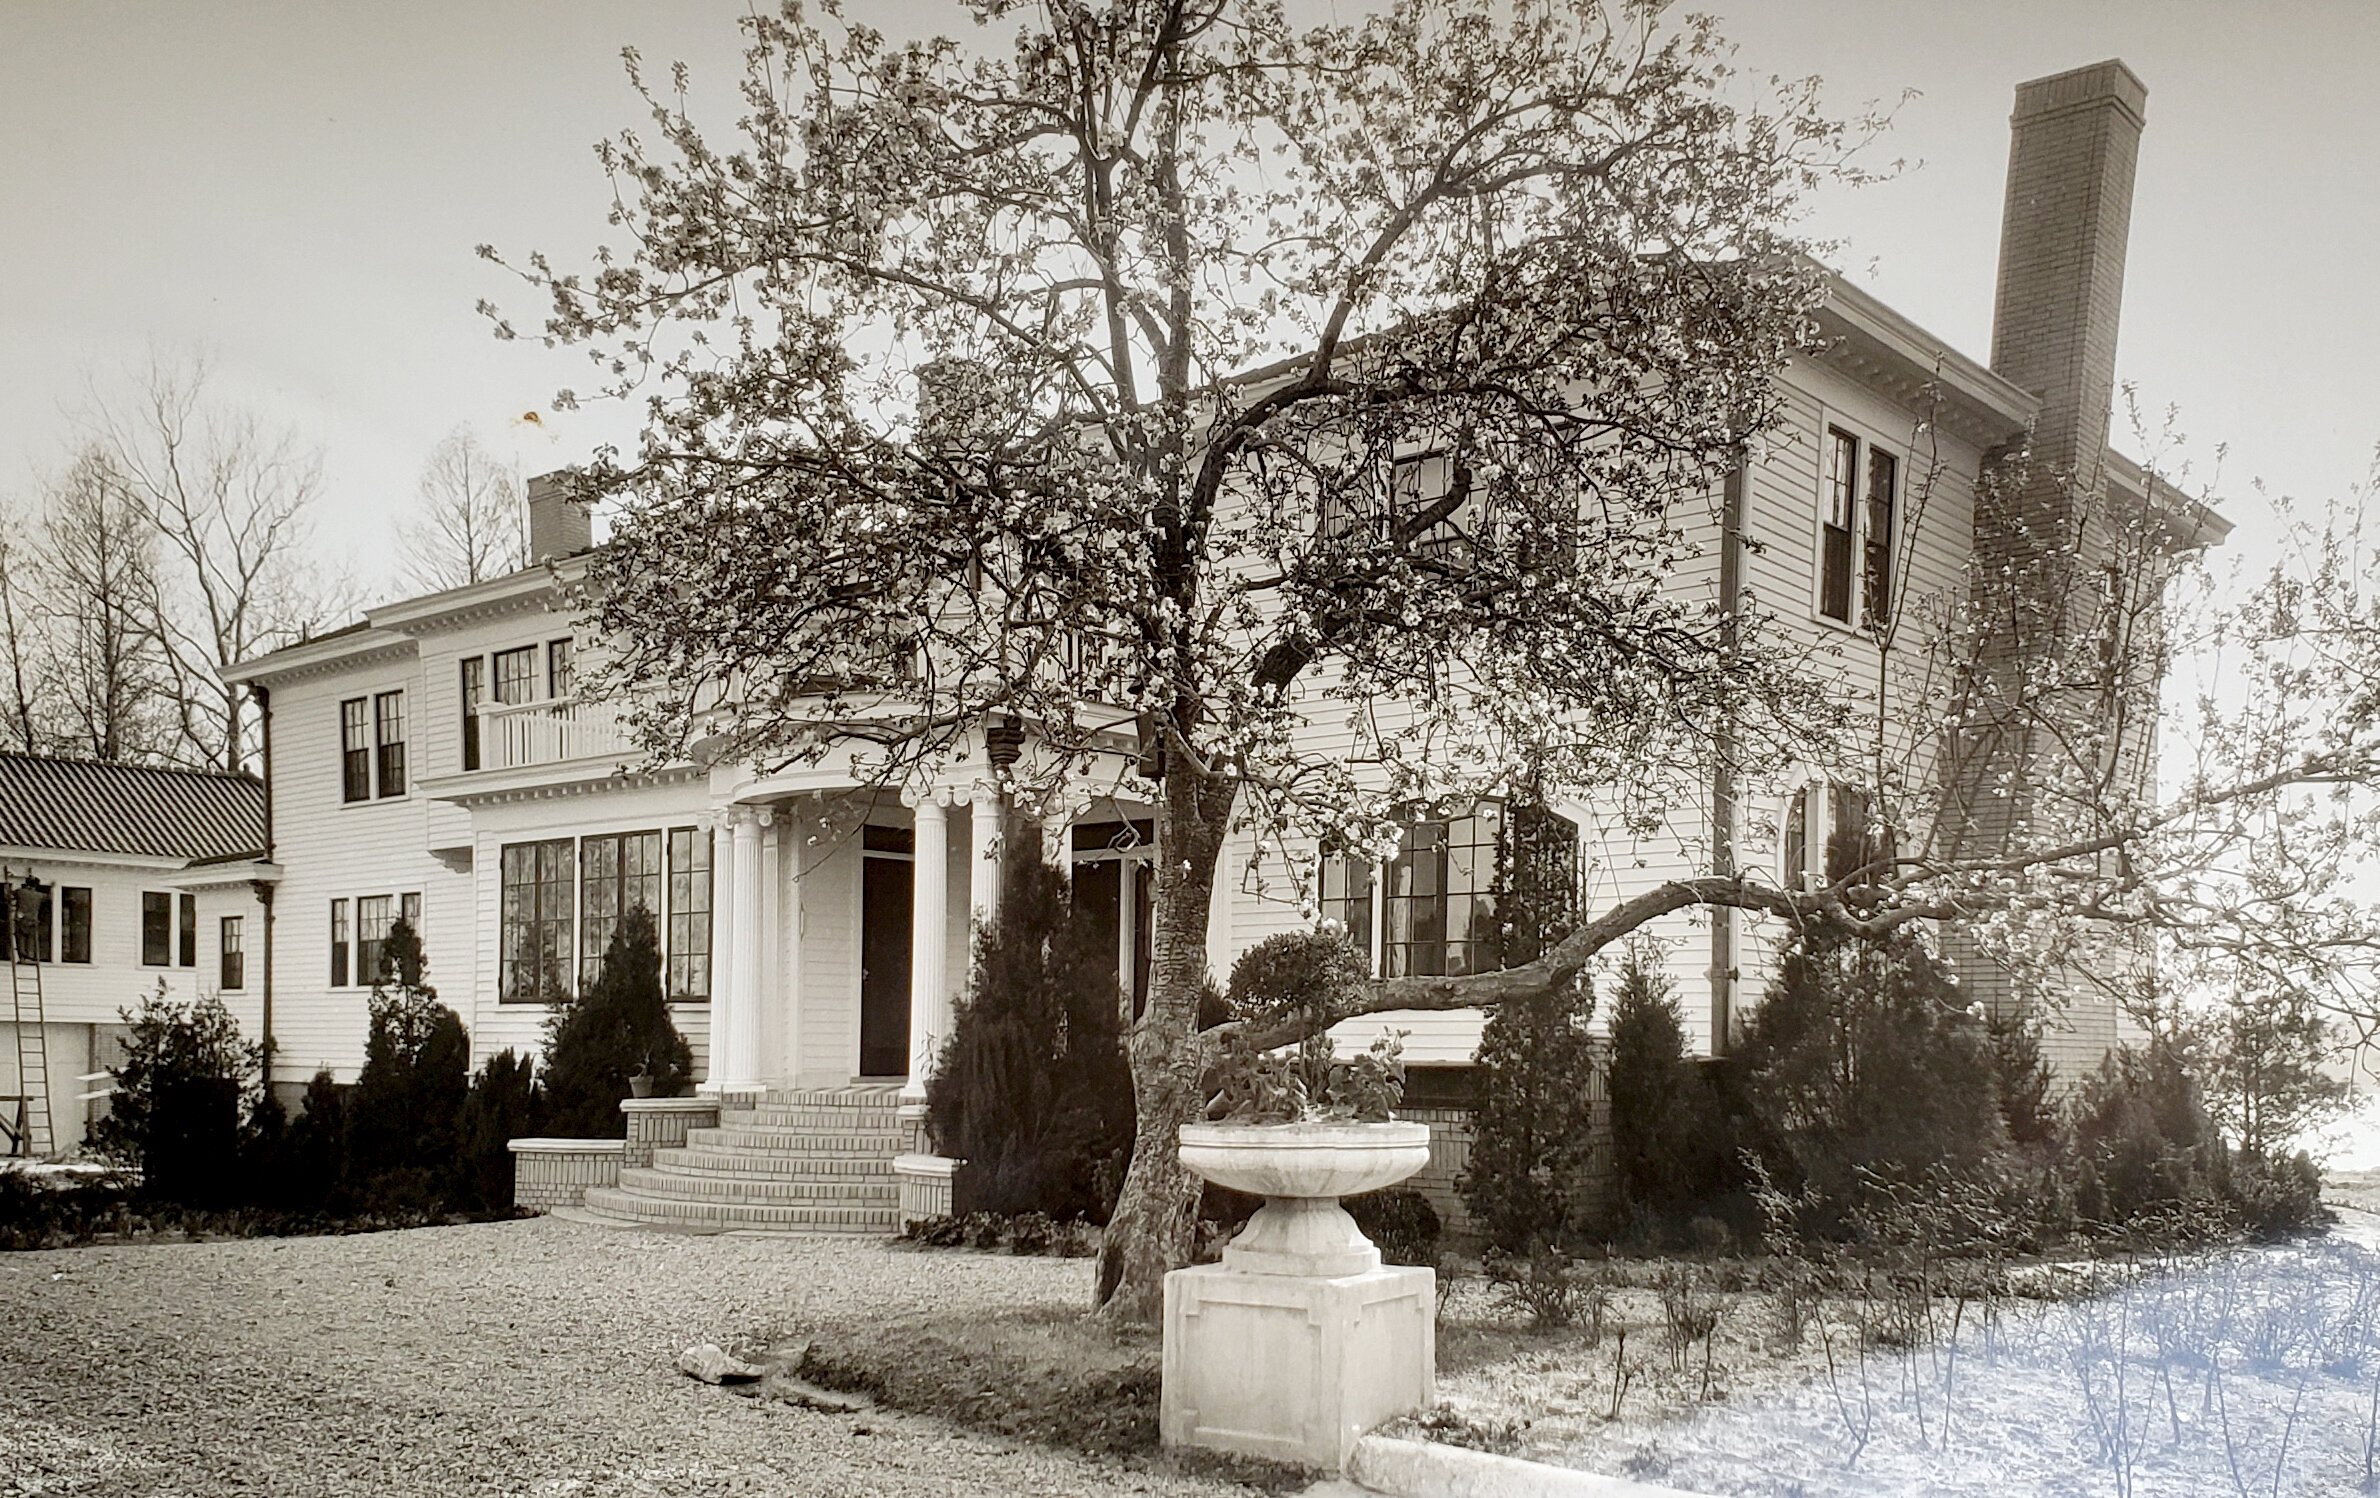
[694,766,1100,1107]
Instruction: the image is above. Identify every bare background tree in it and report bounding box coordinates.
[399,427,525,591]
[0,356,346,770]
[93,357,346,771]
[31,446,173,763]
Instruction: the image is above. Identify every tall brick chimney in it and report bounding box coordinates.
[1988,59,2148,502]
[1944,63,2151,1061]
[525,471,592,563]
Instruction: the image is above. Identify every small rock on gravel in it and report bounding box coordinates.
[677,1342,767,1383]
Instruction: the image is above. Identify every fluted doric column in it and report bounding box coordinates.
[900,790,950,1105]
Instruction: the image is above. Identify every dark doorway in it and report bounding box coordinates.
[859,854,913,1078]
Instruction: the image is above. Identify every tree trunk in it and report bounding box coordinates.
[1096,760,1234,1324]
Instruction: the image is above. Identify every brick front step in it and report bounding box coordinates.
[759,1085,906,1108]
[658,1145,894,1178]
[725,1106,905,1131]
[686,1125,903,1154]
[617,1167,896,1205]
[580,1186,894,1234]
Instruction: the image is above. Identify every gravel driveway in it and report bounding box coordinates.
[0,1215,1243,1498]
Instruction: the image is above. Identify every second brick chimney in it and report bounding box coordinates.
[526,471,592,563]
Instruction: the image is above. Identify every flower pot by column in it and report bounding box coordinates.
[1162,1120,1436,1471]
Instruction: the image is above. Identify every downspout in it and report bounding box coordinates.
[253,683,275,1084]
[1708,462,1749,1055]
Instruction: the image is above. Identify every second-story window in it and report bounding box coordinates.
[220,916,245,991]
[493,645,536,706]
[1820,428,1858,623]
[1863,449,1898,629]
[340,697,370,803]
[374,690,406,797]
[460,656,485,771]
[142,891,171,966]
[547,638,575,699]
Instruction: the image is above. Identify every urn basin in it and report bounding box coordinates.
[1177,1120,1431,1277]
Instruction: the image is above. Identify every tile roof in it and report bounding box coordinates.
[0,753,266,863]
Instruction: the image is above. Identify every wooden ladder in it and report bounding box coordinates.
[6,875,52,1159]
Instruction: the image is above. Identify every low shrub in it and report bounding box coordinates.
[1347,1186,1441,1268]
[897,1211,1101,1257]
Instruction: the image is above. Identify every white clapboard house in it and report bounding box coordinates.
[220,61,2222,1231]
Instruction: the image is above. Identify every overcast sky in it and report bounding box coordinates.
[2,1,2371,606]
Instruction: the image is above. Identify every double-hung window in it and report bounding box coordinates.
[340,698,371,802]
[330,898,350,986]
[374,691,406,797]
[220,917,245,991]
[1820,429,1859,623]
[1783,782,1889,890]
[356,895,393,985]
[1819,426,1899,631]
[460,657,486,771]
[141,891,172,966]
[59,887,91,964]
[493,645,537,706]
[177,893,196,966]
[547,638,575,700]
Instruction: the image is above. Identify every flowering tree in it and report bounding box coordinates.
[487,0,1864,1320]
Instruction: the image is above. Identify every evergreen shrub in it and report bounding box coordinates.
[458,1049,540,1211]
[1460,971,1601,1255]
[88,982,267,1209]
[346,920,472,1210]
[927,859,1134,1222]
[541,906,692,1137]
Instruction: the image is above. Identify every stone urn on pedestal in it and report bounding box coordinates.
[1161,1111,1436,1470]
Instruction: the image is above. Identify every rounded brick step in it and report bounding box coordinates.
[581,1185,894,1233]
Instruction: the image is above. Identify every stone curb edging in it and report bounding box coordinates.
[1346,1435,1711,1498]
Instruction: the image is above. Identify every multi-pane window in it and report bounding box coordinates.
[666,826,713,1002]
[374,691,406,798]
[177,893,196,966]
[142,891,172,966]
[579,830,663,988]
[330,898,350,986]
[220,917,245,991]
[340,697,371,802]
[547,638,575,699]
[4,881,52,963]
[1820,427,1900,632]
[493,645,537,706]
[500,839,576,1003]
[1820,428,1858,623]
[460,657,486,771]
[1317,846,1375,952]
[1862,449,1898,628]
[59,887,91,964]
[356,895,394,986]
[1321,802,1574,979]
[401,891,422,938]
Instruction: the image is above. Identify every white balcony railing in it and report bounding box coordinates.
[481,696,638,771]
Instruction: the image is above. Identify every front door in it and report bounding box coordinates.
[859,854,913,1078]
